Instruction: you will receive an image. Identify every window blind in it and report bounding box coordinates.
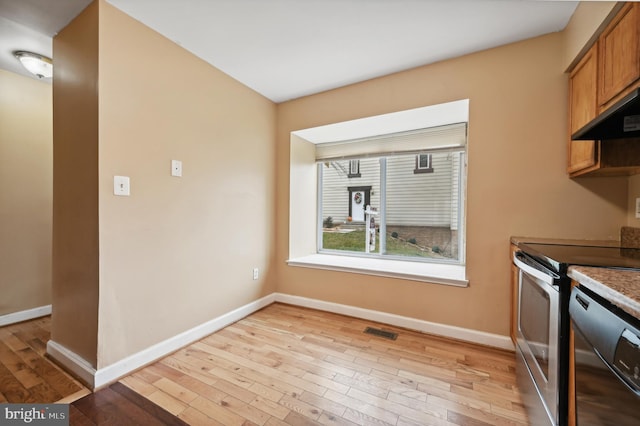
[315,122,467,161]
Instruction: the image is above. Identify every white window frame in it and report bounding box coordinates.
[317,151,465,266]
[288,100,469,287]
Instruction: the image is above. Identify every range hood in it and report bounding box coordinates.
[572,88,640,140]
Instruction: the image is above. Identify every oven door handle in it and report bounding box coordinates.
[513,251,559,286]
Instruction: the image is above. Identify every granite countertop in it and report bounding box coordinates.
[568,266,640,319]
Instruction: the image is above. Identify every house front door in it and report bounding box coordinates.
[351,192,365,222]
[348,186,371,222]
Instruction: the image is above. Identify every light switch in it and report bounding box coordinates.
[114,176,130,196]
[171,160,182,177]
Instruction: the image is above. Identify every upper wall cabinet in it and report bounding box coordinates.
[568,43,599,175]
[598,3,640,109]
[568,2,640,177]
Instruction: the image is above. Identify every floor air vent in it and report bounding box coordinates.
[364,327,398,340]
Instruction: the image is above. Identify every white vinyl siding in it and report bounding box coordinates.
[321,152,460,228]
[386,153,454,227]
[321,158,380,223]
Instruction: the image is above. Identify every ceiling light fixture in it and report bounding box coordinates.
[13,51,53,79]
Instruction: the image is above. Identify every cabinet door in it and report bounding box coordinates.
[598,3,640,106]
[568,43,598,174]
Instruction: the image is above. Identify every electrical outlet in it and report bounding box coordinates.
[253,268,259,280]
[636,197,640,219]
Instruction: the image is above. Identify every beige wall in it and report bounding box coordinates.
[51,1,100,366]
[95,1,276,368]
[0,70,52,317]
[562,1,619,70]
[275,32,628,336]
[52,0,276,370]
[48,0,632,372]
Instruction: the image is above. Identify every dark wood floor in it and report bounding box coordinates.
[70,382,189,425]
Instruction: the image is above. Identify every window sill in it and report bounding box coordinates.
[287,254,468,287]
[413,168,434,174]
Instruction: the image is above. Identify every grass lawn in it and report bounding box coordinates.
[322,230,437,258]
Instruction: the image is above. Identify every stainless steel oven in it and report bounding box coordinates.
[514,242,640,426]
[514,251,563,425]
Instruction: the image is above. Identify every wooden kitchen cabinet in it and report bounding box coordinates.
[568,43,599,175]
[567,3,640,177]
[598,2,640,109]
[568,140,640,177]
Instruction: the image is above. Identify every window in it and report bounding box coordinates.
[348,159,361,177]
[288,99,469,284]
[414,153,434,174]
[319,149,464,263]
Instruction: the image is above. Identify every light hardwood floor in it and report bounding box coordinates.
[121,303,529,426]
[0,305,528,425]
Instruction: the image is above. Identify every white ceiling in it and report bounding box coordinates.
[0,0,580,102]
[0,0,92,80]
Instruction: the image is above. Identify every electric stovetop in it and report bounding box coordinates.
[519,242,640,274]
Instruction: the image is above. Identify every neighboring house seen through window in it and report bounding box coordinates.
[320,151,464,262]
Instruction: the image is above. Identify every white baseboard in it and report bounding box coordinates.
[47,293,276,390]
[274,293,514,350]
[0,305,52,327]
[47,340,97,388]
[47,291,512,390]
[92,293,276,389]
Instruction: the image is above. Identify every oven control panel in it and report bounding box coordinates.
[614,329,640,392]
